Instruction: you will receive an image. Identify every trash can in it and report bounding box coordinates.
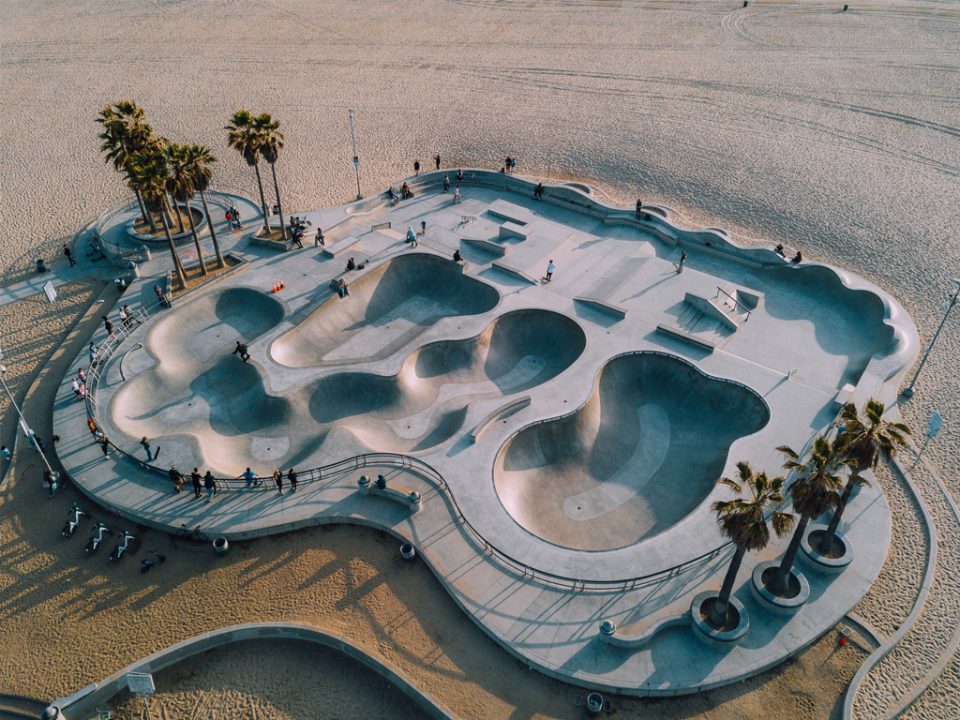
[586,692,604,716]
[400,542,416,561]
[213,537,229,555]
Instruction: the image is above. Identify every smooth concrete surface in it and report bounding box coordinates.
[494,351,770,551]
[53,171,916,696]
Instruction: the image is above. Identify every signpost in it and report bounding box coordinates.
[348,108,362,200]
[126,672,155,718]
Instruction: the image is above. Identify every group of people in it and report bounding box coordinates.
[774,244,803,264]
[70,367,88,401]
[288,216,312,248]
[168,465,217,500]
[225,205,243,230]
[241,466,299,493]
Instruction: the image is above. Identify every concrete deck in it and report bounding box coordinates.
[52,170,916,696]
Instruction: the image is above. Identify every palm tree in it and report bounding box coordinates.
[96,100,160,231]
[166,143,207,276]
[183,144,224,268]
[771,435,846,596]
[710,462,794,628]
[257,113,287,241]
[225,110,270,235]
[127,147,187,288]
[819,400,910,554]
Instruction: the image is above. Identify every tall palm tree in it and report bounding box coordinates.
[772,435,846,596]
[166,143,207,276]
[710,462,794,628]
[820,400,910,553]
[183,144,224,268]
[225,110,270,235]
[96,100,160,231]
[127,147,187,288]
[257,113,287,241]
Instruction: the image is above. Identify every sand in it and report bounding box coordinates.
[1,0,958,717]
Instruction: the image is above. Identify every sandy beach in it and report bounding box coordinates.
[1,1,958,717]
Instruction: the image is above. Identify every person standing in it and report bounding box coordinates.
[71,378,82,399]
[315,227,325,247]
[287,468,298,492]
[504,156,512,174]
[191,468,203,498]
[453,187,461,204]
[420,220,427,236]
[140,436,158,462]
[98,433,110,456]
[635,199,643,220]
[456,168,464,186]
[168,466,184,494]
[273,468,283,494]
[406,227,418,247]
[434,154,441,170]
[443,174,450,193]
[676,250,687,274]
[204,470,216,501]
[413,159,421,176]
[88,341,98,365]
[63,244,76,266]
[545,259,556,282]
[154,284,169,308]
[242,467,259,488]
[102,316,113,335]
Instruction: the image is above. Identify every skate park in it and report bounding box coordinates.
[49,169,917,705]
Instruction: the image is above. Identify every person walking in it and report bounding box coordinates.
[414,159,421,176]
[545,259,556,282]
[315,227,325,247]
[63,244,76,266]
[233,340,250,362]
[71,378,82,399]
[273,468,283,494]
[77,367,86,384]
[420,220,427,236]
[453,187,461,204]
[443,174,450,193]
[676,250,687,274]
[140,436,158,462]
[434,154,441,170]
[291,230,303,249]
[98,433,110,456]
[287,468,298,492]
[118,306,129,329]
[102,316,113,335]
[154,284,169,308]
[406,227,418,247]
[242,467,259,488]
[204,470,216,501]
[534,182,544,200]
[88,341,97,365]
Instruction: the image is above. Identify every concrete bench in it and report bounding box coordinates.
[249,234,289,252]
[322,235,362,258]
[498,221,531,241]
[357,475,422,512]
[655,323,716,351]
[574,297,627,320]
[487,199,533,225]
[462,237,507,257]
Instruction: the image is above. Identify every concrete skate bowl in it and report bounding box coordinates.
[308,309,586,453]
[494,352,770,551]
[271,253,501,368]
[107,286,287,469]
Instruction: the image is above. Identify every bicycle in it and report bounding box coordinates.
[175,524,210,543]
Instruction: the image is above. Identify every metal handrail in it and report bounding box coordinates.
[714,286,752,321]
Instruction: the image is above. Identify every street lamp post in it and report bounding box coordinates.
[0,347,59,490]
[348,108,362,200]
[901,277,960,398]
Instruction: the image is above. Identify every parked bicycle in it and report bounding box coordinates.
[61,503,88,538]
[109,530,136,562]
[85,522,111,554]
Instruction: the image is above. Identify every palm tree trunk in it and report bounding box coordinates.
[709,545,746,627]
[819,479,855,554]
[199,190,225,269]
[773,514,809,596]
[133,189,154,229]
[164,192,177,231]
[174,195,186,234]
[252,161,271,235]
[186,195,207,276]
[269,160,287,241]
[160,200,187,289]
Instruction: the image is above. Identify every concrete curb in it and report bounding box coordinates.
[46,622,456,720]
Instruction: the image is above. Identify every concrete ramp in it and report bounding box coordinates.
[271,253,500,368]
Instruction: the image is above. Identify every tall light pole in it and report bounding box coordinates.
[0,356,58,485]
[901,277,960,398]
[348,108,362,200]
